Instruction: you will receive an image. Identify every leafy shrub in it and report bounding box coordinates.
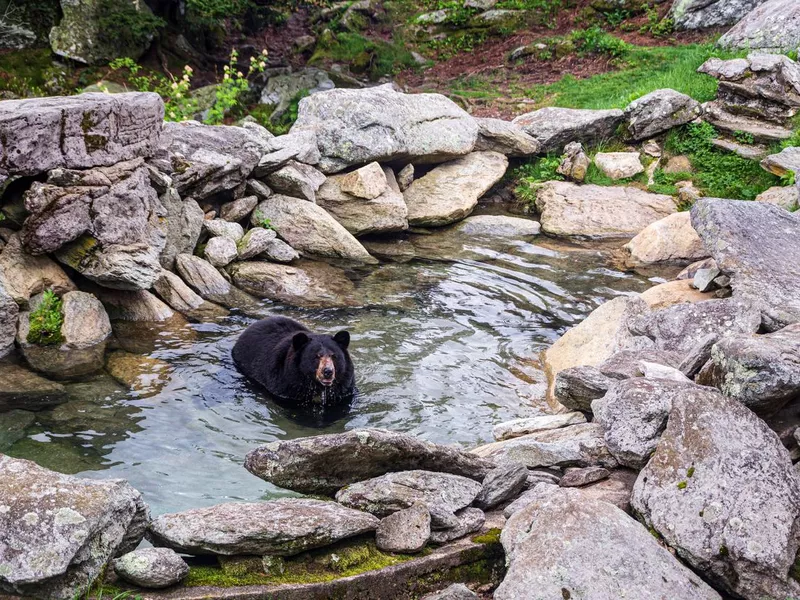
[513,155,564,203]
[27,290,64,346]
[570,26,631,59]
[108,58,198,122]
[205,48,268,124]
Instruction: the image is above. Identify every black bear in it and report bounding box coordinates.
[232,316,356,408]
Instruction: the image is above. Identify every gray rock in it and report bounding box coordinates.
[631,384,800,599]
[697,323,800,416]
[338,161,388,199]
[397,164,414,191]
[703,101,793,143]
[670,0,767,30]
[0,92,163,178]
[473,462,528,509]
[638,360,692,382]
[496,487,722,600]
[261,238,300,263]
[236,227,278,260]
[174,254,258,310]
[556,141,590,182]
[113,547,189,589]
[0,455,148,599]
[718,0,800,52]
[290,84,479,173]
[404,152,508,227]
[428,508,485,544]
[492,412,587,441]
[204,236,238,268]
[254,130,321,176]
[158,188,204,270]
[559,466,610,487]
[220,195,258,222]
[471,423,618,469]
[251,195,373,262]
[16,290,111,379]
[0,234,76,307]
[152,269,228,321]
[421,583,477,600]
[512,107,624,153]
[0,279,18,357]
[593,152,644,180]
[691,198,800,331]
[474,117,540,156]
[246,179,272,200]
[598,348,681,379]
[260,68,335,120]
[335,470,482,521]
[624,88,702,141]
[204,219,244,243]
[148,499,379,557]
[535,181,677,239]
[761,146,800,177]
[677,257,718,281]
[622,210,707,269]
[375,504,431,553]
[693,266,721,292]
[454,215,540,237]
[554,366,615,412]
[0,363,68,412]
[264,161,326,202]
[755,185,800,211]
[244,428,494,496]
[0,409,35,450]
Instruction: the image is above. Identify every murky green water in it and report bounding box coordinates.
[2,214,655,515]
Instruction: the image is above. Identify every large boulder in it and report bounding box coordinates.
[474,117,540,156]
[512,107,624,153]
[147,499,378,557]
[670,0,768,30]
[0,455,148,599]
[244,428,495,496]
[624,89,702,141]
[0,234,76,307]
[454,215,541,237]
[496,488,722,600]
[622,212,708,268]
[290,85,479,173]
[535,181,677,239]
[250,195,373,262]
[404,152,509,227]
[22,158,165,290]
[631,384,800,599]
[0,92,163,182]
[717,0,800,52]
[317,163,409,236]
[691,198,800,331]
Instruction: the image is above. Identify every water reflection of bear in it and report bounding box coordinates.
[232,316,357,424]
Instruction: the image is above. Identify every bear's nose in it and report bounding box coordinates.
[322,367,334,378]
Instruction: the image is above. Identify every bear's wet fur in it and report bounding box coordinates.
[232,316,356,407]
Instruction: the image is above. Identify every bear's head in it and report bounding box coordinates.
[292,330,351,389]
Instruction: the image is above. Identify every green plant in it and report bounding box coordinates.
[27,290,64,346]
[514,155,564,203]
[640,7,673,37]
[733,130,755,145]
[570,26,631,59]
[96,0,165,55]
[205,48,268,125]
[311,31,416,79]
[108,58,198,122]
[252,210,273,230]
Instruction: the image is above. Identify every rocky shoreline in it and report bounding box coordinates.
[1,50,800,600]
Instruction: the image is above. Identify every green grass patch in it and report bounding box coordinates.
[27,290,64,346]
[310,31,416,80]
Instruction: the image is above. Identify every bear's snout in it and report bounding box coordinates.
[317,356,336,386]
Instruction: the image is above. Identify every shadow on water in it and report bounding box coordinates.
[4,215,656,514]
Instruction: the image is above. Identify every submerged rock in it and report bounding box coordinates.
[0,362,68,412]
[113,547,189,589]
[244,428,494,496]
[148,499,379,557]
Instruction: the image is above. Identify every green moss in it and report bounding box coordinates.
[27,289,64,346]
[0,48,56,96]
[309,31,416,81]
[95,0,166,59]
[471,528,501,545]
[687,466,695,478]
[81,112,108,153]
[677,481,687,490]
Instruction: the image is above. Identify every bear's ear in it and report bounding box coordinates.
[292,332,310,352]
[333,331,350,349]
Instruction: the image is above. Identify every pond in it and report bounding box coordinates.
[2,212,655,515]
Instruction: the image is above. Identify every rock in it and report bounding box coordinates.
[91,288,174,322]
[290,85,479,173]
[260,238,300,263]
[573,468,638,512]
[236,227,277,260]
[112,547,189,589]
[622,212,707,268]
[556,141,590,182]
[228,260,357,309]
[638,360,692,382]
[559,466,610,487]
[512,107,624,153]
[711,137,769,159]
[105,350,171,394]
[474,118,540,156]
[631,384,800,599]
[697,323,800,416]
[428,508,485,544]
[593,152,644,180]
[421,583,477,600]
[317,165,409,236]
[703,101,793,143]
[471,423,618,469]
[174,254,257,310]
[375,504,431,554]
[717,0,800,52]
[624,89,702,141]
[397,164,414,191]
[148,499,379,557]
[245,429,494,496]
[692,266,721,292]
[404,152,508,227]
[0,234,76,307]
[204,219,244,242]
[254,130,321,176]
[0,279,18,357]
[554,366,615,412]
[454,215,540,237]
[755,185,800,211]
[16,291,112,379]
[264,161,327,202]
[492,412,587,441]
[473,463,528,509]
[246,179,272,200]
[158,189,204,270]
[0,455,147,599]
[251,195,373,262]
[0,408,35,450]
[220,195,258,222]
[260,68,335,119]
[670,0,767,30]
[0,92,163,178]
[691,198,800,331]
[151,120,267,201]
[152,269,228,321]
[677,257,718,280]
[0,363,68,412]
[761,147,800,177]
[496,488,722,600]
[640,279,712,310]
[535,181,677,239]
[204,236,238,268]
